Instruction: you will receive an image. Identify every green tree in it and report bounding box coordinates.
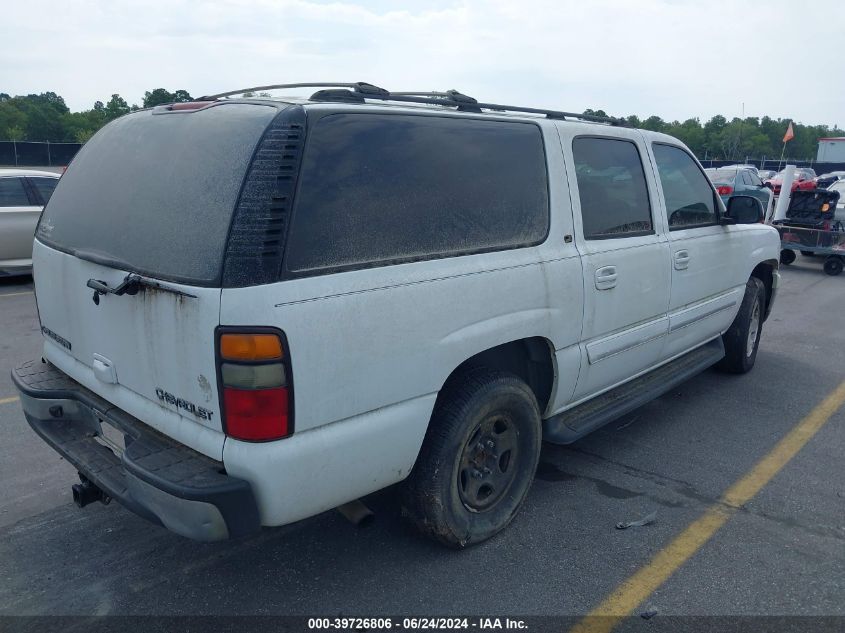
[641,116,666,133]
[104,94,130,121]
[0,101,28,140]
[172,89,193,102]
[142,88,193,108]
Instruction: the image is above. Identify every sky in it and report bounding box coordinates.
[2,0,844,127]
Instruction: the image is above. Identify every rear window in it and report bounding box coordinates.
[30,177,59,203]
[36,103,279,285]
[707,169,739,183]
[0,178,30,207]
[283,113,549,275]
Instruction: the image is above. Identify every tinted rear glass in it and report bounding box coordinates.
[707,169,739,182]
[284,113,548,274]
[0,178,30,206]
[37,103,278,285]
[30,177,59,203]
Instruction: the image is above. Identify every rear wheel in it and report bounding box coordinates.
[402,369,541,548]
[823,256,843,276]
[780,249,796,265]
[717,277,766,374]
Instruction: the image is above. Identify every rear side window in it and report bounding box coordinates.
[652,144,717,229]
[284,114,549,274]
[30,177,59,204]
[0,178,30,207]
[572,137,652,239]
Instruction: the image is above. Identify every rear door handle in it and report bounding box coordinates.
[674,250,690,270]
[595,265,617,290]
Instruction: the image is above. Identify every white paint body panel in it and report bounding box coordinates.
[30,112,780,529]
[33,241,225,460]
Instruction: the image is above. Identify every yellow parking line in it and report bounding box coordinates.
[0,396,20,405]
[571,378,845,633]
[0,291,33,298]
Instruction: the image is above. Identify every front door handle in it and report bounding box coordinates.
[674,250,690,270]
[595,265,617,290]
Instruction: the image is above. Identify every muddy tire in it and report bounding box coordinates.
[717,277,766,374]
[401,369,541,548]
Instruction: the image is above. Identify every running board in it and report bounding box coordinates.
[543,338,725,444]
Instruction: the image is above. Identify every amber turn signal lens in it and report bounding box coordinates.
[220,333,283,361]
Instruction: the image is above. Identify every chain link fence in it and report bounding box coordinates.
[0,141,83,167]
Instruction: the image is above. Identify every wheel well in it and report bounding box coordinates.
[752,260,776,317]
[442,338,556,415]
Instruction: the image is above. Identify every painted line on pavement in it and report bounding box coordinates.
[570,378,845,633]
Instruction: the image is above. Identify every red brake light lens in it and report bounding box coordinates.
[218,329,292,442]
[168,101,213,111]
[223,387,289,441]
[716,185,733,195]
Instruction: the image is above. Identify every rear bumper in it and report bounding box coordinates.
[11,359,260,541]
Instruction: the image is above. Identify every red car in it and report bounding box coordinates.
[765,168,817,194]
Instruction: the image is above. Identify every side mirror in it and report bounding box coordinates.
[724,195,764,224]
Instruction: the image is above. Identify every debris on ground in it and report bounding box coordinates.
[616,511,657,530]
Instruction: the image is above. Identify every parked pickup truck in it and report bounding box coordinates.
[13,83,780,547]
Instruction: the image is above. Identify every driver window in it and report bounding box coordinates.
[652,144,717,229]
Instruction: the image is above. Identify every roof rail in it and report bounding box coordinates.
[199,83,365,100]
[201,81,628,126]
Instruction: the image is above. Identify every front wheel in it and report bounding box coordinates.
[402,369,542,548]
[780,249,796,265]
[717,277,766,374]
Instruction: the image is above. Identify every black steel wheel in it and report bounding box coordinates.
[457,414,520,511]
[824,256,843,276]
[402,369,541,548]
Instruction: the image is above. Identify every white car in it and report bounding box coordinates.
[723,163,759,176]
[0,168,60,276]
[13,84,780,547]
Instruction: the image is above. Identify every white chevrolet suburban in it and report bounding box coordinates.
[13,83,780,547]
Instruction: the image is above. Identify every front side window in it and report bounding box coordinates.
[652,144,717,229]
[284,114,549,274]
[0,177,30,207]
[572,137,652,239]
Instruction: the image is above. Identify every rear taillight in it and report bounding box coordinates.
[217,330,293,441]
[716,185,734,195]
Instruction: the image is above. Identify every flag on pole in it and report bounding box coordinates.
[783,122,794,143]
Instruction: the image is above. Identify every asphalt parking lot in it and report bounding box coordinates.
[0,262,843,622]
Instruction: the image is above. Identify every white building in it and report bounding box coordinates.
[817,137,845,162]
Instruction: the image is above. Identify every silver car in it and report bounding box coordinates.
[0,169,60,276]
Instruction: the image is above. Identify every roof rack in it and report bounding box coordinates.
[201,82,628,127]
